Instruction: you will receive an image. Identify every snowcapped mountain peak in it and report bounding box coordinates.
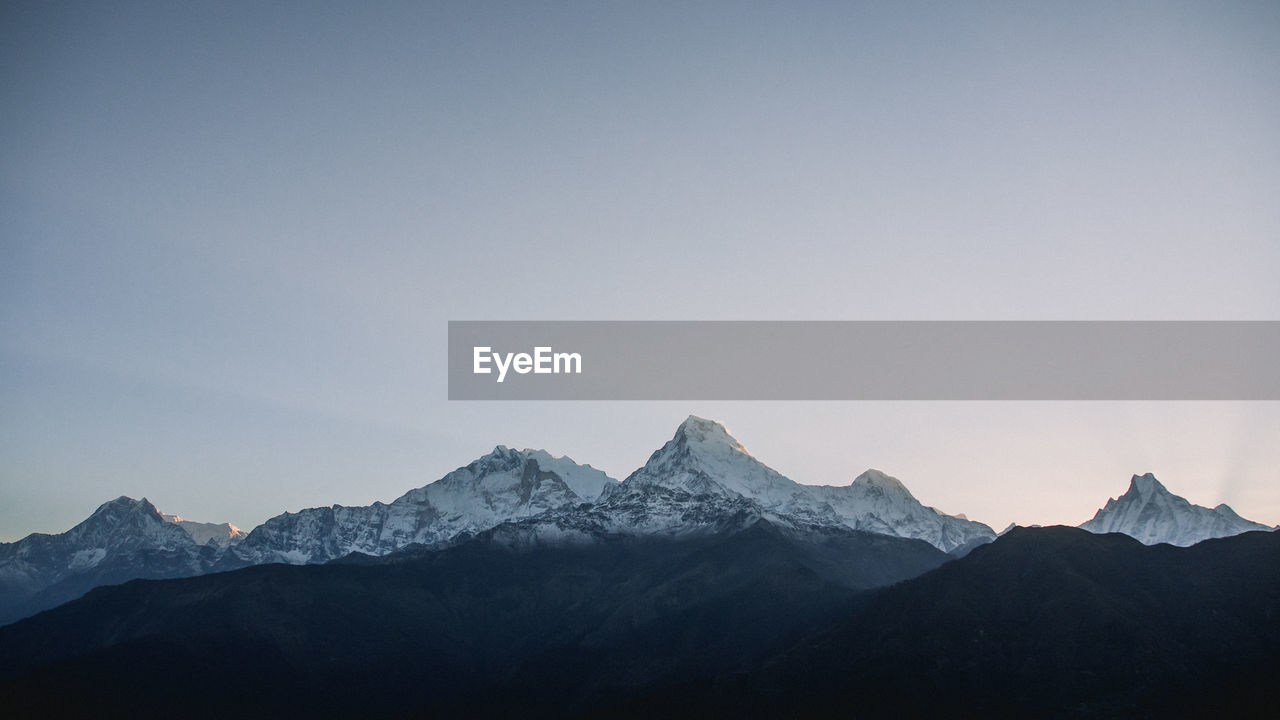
[613,418,997,553]
[676,415,745,450]
[624,416,794,501]
[94,495,156,516]
[481,444,521,464]
[852,469,915,498]
[1128,472,1168,498]
[810,468,995,553]
[230,446,616,566]
[0,494,222,624]
[1080,473,1270,546]
[395,446,614,506]
[518,449,615,502]
[69,497,243,550]
[82,497,167,532]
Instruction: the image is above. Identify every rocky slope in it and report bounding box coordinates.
[224,446,616,566]
[0,497,222,625]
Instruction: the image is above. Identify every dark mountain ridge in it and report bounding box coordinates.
[644,526,1280,719]
[3,524,1275,717]
[0,516,947,716]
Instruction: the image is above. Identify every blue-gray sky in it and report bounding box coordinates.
[3,1,1278,540]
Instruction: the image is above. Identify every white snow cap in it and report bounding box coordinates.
[621,416,996,553]
[675,415,750,454]
[852,469,913,496]
[1128,472,1167,497]
[1080,472,1270,547]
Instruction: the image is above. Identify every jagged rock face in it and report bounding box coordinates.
[227,446,616,566]
[489,482,787,549]
[0,497,219,625]
[1080,473,1271,547]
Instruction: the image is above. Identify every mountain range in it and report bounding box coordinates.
[1,523,1274,717]
[1,416,1271,628]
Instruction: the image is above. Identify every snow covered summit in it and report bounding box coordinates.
[623,415,808,502]
[1079,473,1270,547]
[809,468,996,554]
[618,416,995,552]
[228,445,617,565]
[0,496,228,625]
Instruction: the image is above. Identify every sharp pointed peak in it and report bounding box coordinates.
[673,415,747,452]
[1127,472,1170,497]
[677,414,729,435]
[622,415,782,493]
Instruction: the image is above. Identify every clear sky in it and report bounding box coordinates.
[3,1,1278,541]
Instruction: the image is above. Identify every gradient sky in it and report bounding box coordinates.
[2,1,1278,541]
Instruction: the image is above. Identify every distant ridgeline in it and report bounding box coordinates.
[2,416,1272,628]
[0,523,1275,715]
[1,417,1276,715]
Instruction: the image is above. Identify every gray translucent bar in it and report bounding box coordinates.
[448,321,1279,400]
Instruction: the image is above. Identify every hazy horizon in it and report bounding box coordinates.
[4,2,1279,540]
[3,406,1277,542]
